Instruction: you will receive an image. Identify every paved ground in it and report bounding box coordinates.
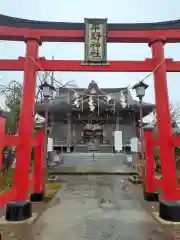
[1,175,180,239]
[48,152,133,174]
[0,202,47,239]
[30,175,165,240]
[49,165,137,174]
[129,181,180,239]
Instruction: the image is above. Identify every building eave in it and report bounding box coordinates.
[132,103,155,118]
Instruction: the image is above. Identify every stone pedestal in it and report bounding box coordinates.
[5,201,32,221]
[159,200,180,222]
[47,151,55,164]
[132,152,138,169]
[67,113,72,153]
[143,191,159,202]
[30,192,44,202]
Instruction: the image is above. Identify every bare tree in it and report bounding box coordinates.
[152,103,180,172]
[0,79,43,175]
[170,103,180,133]
[152,103,180,134]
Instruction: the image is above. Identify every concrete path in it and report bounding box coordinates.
[32,176,164,240]
[49,165,137,174]
[48,153,135,174]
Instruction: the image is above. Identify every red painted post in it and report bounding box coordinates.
[30,130,45,201]
[13,38,40,201]
[144,127,155,193]
[0,115,5,170]
[0,115,5,191]
[150,40,178,200]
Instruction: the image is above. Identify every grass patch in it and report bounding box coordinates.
[45,182,62,190]
[0,168,62,202]
[44,182,62,202]
[178,178,180,185]
[0,168,14,193]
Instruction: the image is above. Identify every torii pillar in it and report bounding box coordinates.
[6,37,41,222]
[149,39,180,221]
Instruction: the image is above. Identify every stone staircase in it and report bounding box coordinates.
[99,145,113,153]
[63,153,95,165]
[75,144,88,152]
[49,152,136,174]
[75,144,113,153]
[60,153,127,171]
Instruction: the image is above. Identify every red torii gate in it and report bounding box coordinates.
[0,14,180,222]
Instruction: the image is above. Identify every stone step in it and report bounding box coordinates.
[63,153,125,156]
[62,157,126,167]
[74,145,113,153]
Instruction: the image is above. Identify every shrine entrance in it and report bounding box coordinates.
[83,123,103,144]
[1,14,180,222]
[83,129,103,144]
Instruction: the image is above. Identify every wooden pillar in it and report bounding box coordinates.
[67,113,72,152]
[150,39,178,200]
[30,130,45,202]
[13,37,41,201]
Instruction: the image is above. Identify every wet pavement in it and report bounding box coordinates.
[0,201,47,239]
[49,164,137,174]
[31,175,165,240]
[48,153,136,175]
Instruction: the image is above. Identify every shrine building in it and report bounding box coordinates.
[36,80,154,153]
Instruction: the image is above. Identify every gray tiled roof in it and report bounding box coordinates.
[58,87,127,94]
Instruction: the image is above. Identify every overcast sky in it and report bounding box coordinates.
[0,0,180,112]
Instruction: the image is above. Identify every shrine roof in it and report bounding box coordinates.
[0,108,8,118]
[37,81,154,118]
[0,14,180,30]
[60,87,127,93]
